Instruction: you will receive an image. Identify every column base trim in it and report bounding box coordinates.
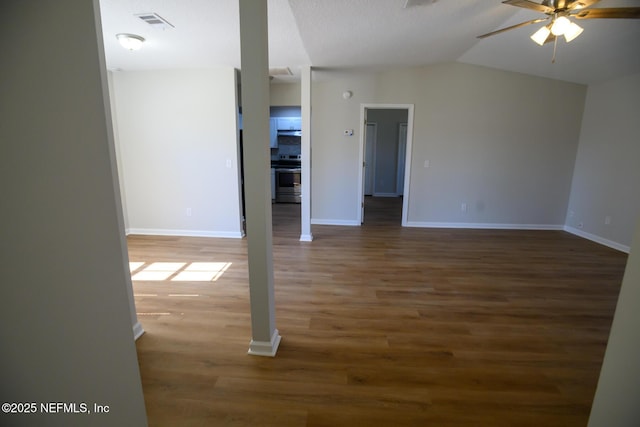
[248,329,281,357]
[133,322,145,341]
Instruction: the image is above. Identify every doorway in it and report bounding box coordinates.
[364,123,377,196]
[358,104,414,225]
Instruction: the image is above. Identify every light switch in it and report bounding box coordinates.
[226,159,232,168]
[424,160,430,168]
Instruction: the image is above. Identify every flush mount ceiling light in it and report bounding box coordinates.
[116,33,145,51]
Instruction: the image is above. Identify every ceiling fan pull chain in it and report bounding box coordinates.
[552,36,558,64]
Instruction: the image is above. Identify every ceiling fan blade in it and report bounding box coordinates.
[503,0,555,14]
[572,7,640,19]
[567,0,601,10]
[477,17,550,39]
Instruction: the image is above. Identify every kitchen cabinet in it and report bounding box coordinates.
[277,117,301,131]
[270,118,278,148]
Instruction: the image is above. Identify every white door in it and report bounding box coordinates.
[396,123,407,196]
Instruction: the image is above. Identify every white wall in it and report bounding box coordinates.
[588,218,640,426]
[270,82,301,106]
[311,63,586,226]
[107,70,142,339]
[0,1,147,425]
[111,68,243,238]
[108,71,129,231]
[565,72,640,251]
[311,72,377,223]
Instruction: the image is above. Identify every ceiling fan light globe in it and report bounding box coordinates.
[531,26,551,46]
[564,22,584,42]
[551,16,571,36]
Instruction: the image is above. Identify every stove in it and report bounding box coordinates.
[272,154,301,168]
[273,155,301,203]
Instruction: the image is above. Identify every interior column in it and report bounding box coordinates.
[588,218,640,426]
[300,65,313,242]
[238,0,281,356]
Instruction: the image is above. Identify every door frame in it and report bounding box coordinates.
[396,122,408,196]
[357,104,414,226]
[364,122,377,197]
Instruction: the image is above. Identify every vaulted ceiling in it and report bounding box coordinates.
[99,0,640,85]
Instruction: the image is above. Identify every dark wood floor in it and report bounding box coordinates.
[129,197,627,426]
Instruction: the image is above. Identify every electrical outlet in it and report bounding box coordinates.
[186,208,192,217]
[605,216,611,225]
[424,160,430,168]
[569,210,574,218]
[461,203,467,213]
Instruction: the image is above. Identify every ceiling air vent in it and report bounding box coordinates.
[269,67,293,77]
[135,13,174,30]
[403,0,437,8]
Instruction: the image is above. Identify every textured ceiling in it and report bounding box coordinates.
[286,0,516,68]
[99,0,640,85]
[99,0,310,81]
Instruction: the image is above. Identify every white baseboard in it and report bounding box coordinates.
[402,221,629,253]
[133,322,145,341]
[299,233,314,242]
[248,329,281,357]
[126,228,244,239]
[311,219,360,226]
[405,221,564,231]
[564,226,630,253]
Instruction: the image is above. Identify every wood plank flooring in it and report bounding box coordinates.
[129,197,627,426]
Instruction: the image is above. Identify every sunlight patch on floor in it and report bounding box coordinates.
[129,261,145,273]
[129,261,232,282]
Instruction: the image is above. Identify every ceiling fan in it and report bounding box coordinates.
[478,0,640,46]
